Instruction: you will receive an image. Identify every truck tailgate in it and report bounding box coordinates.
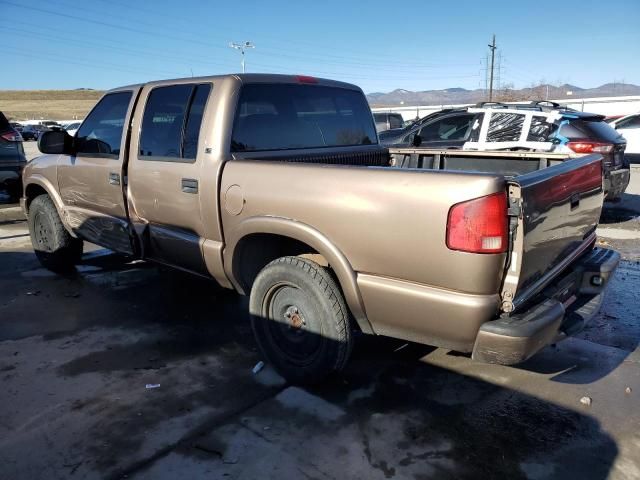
[503,154,604,312]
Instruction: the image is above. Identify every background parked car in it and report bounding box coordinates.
[0,111,27,201]
[380,108,475,149]
[20,124,49,141]
[378,109,457,144]
[609,113,640,164]
[380,102,629,200]
[373,112,405,133]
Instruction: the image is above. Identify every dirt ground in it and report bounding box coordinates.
[1,152,639,479]
[0,89,102,121]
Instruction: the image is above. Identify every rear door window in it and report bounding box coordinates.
[75,91,132,158]
[486,113,525,142]
[139,83,211,161]
[231,84,377,152]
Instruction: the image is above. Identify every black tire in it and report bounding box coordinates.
[249,256,353,384]
[28,194,83,272]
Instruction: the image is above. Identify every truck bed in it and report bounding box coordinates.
[388,147,604,313]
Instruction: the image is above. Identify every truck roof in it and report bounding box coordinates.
[108,73,362,94]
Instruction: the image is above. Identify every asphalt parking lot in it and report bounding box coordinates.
[1,143,639,479]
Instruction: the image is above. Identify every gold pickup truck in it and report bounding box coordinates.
[22,74,619,383]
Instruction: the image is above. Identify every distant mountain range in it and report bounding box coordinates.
[367,83,640,107]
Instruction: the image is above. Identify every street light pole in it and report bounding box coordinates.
[229,41,255,73]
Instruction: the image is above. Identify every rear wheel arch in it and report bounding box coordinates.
[225,217,372,334]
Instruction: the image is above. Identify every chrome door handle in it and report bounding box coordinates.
[109,172,120,185]
[181,178,198,194]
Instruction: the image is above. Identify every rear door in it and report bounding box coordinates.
[127,81,212,274]
[57,89,139,254]
[502,154,604,311]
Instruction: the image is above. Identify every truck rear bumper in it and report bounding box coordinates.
[604,167,630,201]
[472,247,620,365]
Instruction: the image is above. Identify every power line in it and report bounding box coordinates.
[5,0,479,71]
[0,24,479,85]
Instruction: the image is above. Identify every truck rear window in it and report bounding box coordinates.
[231,84,377,152]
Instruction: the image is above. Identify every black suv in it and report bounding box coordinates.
[379,101,629,200]
[0,111,27,202]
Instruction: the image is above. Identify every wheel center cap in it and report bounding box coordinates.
[284,306,305,330]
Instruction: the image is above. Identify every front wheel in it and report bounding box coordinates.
[28,194,83,272]
[249,256,353,384]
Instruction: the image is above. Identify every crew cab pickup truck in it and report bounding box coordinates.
[23,74,619,383]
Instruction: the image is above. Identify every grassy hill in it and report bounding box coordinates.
[0,90,104,121]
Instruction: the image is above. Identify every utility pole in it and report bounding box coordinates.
[229,41,255,73]
[488,34,497,101]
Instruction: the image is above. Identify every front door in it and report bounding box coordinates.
[57,89,139,254]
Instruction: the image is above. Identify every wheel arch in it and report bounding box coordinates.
[224,216,372,333]
[23,177,75,237]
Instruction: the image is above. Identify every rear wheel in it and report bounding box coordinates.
[249,256,353,384]
[28,195,83,272]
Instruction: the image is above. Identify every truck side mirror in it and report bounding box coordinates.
[412,134,423,147]
[38,130,73,155]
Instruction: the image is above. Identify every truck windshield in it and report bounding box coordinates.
[231,83,377,152]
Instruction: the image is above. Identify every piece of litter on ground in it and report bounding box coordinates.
[393,343,409,353]
[252,361,265,374]
[580,396,592,406]
[145,383,161,389]
[625,387,632,394]
[25,291,41,296]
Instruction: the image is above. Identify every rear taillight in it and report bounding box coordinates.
[447,192,508,254]
[1,131,22,142]
[567,141,613,154]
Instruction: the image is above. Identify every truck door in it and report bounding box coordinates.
[126,82,212,274]
[57,89,139,254]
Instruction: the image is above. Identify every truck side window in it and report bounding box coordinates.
[139,83,211,162]
[183,84,211,159]
[75,91,132,158]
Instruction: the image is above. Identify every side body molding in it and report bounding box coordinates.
[223,216,373,334]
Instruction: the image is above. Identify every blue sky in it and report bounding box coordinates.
[1,0,639,93]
